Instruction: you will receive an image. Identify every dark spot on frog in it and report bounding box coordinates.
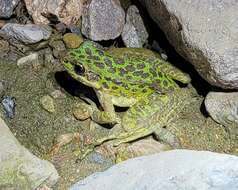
[95,61,105,69]
[125,65,135,72]
[162,80,169,87]
[142,89,147,93]
[142,72,150,78]
[150,80,161,89]
[92,56,100,61]
[105,77,112,81]
[107,67,116,73]
[137,63,146,69]
[114,58,125,65]
[77,55,86,59]
[112,79,122,85]
[85,47,92,55]
[126,75,132,80]
[86,71,100,81]
[111,86,118,90]
[122,83,129,90]
[104,57,113,66]
[133,71,144,76]
[149,68,157,77]
[96,49,104,56]
[102,82,109,89]
[119,68,127,76]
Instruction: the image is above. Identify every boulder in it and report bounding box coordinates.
[82,0,125,41]
[0,23,52,44]
[0,0,20,18]
[205,91,238,139]
[0,117,59,189]
[70,150,238,190]
[24,0,83,25]
[122,5,148,47]
[140,0,238,89]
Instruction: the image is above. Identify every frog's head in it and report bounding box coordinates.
[62,41,105,89]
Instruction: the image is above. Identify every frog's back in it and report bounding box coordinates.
[69,41,189,97]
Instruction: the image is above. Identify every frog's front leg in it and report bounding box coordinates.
[95,90,121,125]
[73,96,120,125]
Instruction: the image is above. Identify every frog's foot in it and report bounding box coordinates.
[73,96,120,124]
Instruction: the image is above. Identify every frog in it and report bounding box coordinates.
[62,41,191,159]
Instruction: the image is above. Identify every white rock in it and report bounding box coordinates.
[70,150,238,190]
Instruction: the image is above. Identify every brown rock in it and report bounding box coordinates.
[24,0,83,25]
[63,33,84,49]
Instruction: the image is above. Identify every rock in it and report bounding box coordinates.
[63,33,84,49]
[50,89,66,99]
[0,23,52,44]
[0,117,59,189]
[1,96,16,119]
[40,95,55,113]
[205,92,238,137]
[0,82,3,95]
[0,39,9,54]
[0,20,6,28]
[116,138,171,162]
[140,0,238,89]
[0,0,20,18]
[24,0,83,25]
[70,150,238,190]
[82,0,125,41]
[122,5,148,48]
[17,53,39,67]
[50,40,66,58]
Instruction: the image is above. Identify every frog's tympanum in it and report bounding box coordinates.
[62,41,191,159]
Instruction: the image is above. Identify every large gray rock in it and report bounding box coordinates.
[140,0,238,89]
[24,0,83,25]
[0,0,20,18]
[0,117,59,189]
[205,92,238,140]
[122,5,148,47]
[0,23,52,44]
[82,0,125,41]
[70,150,238,190]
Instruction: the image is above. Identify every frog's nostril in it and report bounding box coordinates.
[74,64,85,75]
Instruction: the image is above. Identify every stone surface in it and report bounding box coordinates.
[140,0,238,89]
[24,0,83,25]
[17,53,39,67]
[63,33,84,49]
[50,40,66,58]
[82,0,125,41]
[70,150,238,190]
[0,23,52,44]
[205,92,238,138]
[0,0,20,18]
[0,117,59,189]
[122,5,148,47]
[40,95,55,113]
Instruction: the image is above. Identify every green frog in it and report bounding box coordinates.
[62,41,191,159]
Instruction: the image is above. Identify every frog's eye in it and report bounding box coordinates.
[74,64,85,75]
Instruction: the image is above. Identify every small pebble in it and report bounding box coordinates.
[50,90,66,99]
[1,96,16,119]
[17,53,39,68]
[40,95,55,113]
